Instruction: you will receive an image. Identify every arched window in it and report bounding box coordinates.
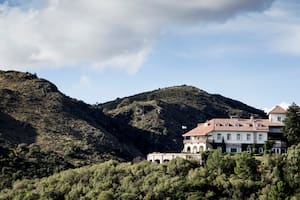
[199,146,204,152]
[192,146,198,153]
[187,146,191,153]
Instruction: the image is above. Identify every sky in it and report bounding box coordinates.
[0,0,299,111]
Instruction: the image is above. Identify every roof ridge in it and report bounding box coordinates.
[269,105,286,114]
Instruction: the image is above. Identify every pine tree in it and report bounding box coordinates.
[283,103,300,146]
[284,144,300,191]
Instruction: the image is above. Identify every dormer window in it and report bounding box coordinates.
[257,123,262,127]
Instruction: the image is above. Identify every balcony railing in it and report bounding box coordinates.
[183,139,207,144]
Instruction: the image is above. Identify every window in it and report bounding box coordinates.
[231,148,237,153]
[258,134,262,141]
[257,123,262,127]
[237,134,241,140]
[247,134,251,141]
[277,116,282,122]
[247,145,251,152]
[187,147,191,152]
[217,133,221,141]
[227,133,231,140]
[258,147,264,154]
[282,149,286,153]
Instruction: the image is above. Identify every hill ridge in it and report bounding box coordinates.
[0,70,266,189]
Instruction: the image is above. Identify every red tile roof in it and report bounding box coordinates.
[269,106,286,114]
[182,118,284,136]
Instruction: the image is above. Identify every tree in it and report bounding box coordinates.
[234,152,259,180]
[283,103,300,146]
[205,149,235,177]
[284,144,300,190]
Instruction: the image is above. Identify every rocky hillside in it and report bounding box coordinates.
[0,70,143,161]
[0,70,146,189]
[0,70,267,189]
[99,85,267,153]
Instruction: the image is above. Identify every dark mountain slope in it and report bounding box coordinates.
[0,71,141,165]
[0,71,148,190]
[99,85,267,153]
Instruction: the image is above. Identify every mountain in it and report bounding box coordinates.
[98,85,267,153]
[0,70,143,160]
[0,70,143,189]
[0,70,267,189]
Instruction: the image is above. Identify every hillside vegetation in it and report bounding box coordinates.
[2,144,300,200]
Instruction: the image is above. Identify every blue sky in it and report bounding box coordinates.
[0,0,299,110]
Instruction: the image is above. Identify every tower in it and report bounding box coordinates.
[268,105,286,122]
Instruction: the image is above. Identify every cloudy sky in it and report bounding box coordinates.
[0,0,299,110]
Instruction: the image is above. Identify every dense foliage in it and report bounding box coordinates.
[284,103,300,146]
[2,145,300,200]
[0,141,73,190]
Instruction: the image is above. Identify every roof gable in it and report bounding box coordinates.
[269,106,286,114]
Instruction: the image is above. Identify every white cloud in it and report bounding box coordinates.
[189,0,300,57]
[264,102,290,113]
[279,102,290,110]
[79,75,91,87]
[0,0,274,73]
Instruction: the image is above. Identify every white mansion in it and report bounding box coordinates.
[147,106,287,163]
[182,105,287,154]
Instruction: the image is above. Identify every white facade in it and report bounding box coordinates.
[210,131,268,153]
[269,113,286,123]
[211,131,268,144]
[183,131,268,153]
[183,135,208,153]
[147,153,202,164]
[182,105,287,154]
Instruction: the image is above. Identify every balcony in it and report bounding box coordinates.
[269,127,283,133]
[183,138,206,144]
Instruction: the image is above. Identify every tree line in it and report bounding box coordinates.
[1,144,300,200]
